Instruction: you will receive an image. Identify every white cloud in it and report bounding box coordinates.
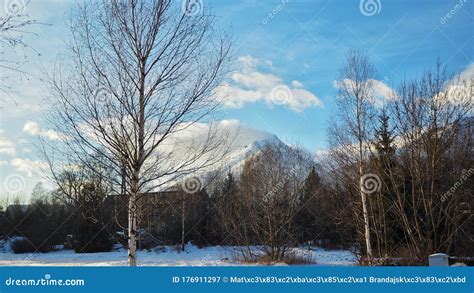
[426,63,473,106]
[10,158,47,177]
[289,88,323,111]
[445,63,473,106]
[238,55,273,71]
[231,71,281,89]
[238,55,260,70]
[292,80,304,88]
[458,63,474,82]
[372,79,398,105]
[215,83,263,108]
[23,121,65,141]
[22,147,33,153]
[0,130,15,156]
[333,63,473,108]
[23,121,40,134]
[333,78,397,106]
[217,56,323,112]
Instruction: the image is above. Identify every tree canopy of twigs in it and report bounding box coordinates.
[42,0,232,266]
[0,0,41,99]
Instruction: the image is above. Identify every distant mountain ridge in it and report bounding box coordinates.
[208,121,287,174]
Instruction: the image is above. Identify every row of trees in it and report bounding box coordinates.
[0,181,114,253]
[328,51,473,264]
[1,146,339,262]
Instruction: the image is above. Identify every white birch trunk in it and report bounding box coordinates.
[359,162,373,264]
[128,175,139,266]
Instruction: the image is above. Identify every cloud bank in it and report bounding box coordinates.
[215,56,323,112]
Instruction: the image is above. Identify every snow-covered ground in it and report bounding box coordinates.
[0,245,357,266]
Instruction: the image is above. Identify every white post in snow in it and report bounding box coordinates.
[429,253,449,266]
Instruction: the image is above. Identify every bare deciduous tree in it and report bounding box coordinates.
[43,0,231,266]
[329,49,377,263]
[327,57,473,263]
[223,144,312,263]
[0,0,40,100]
[386,61,473,258]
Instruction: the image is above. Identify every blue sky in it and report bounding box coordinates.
[209,0,473,150]
[0,0,473,198]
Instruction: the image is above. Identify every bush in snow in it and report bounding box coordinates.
[10,237,36,254]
